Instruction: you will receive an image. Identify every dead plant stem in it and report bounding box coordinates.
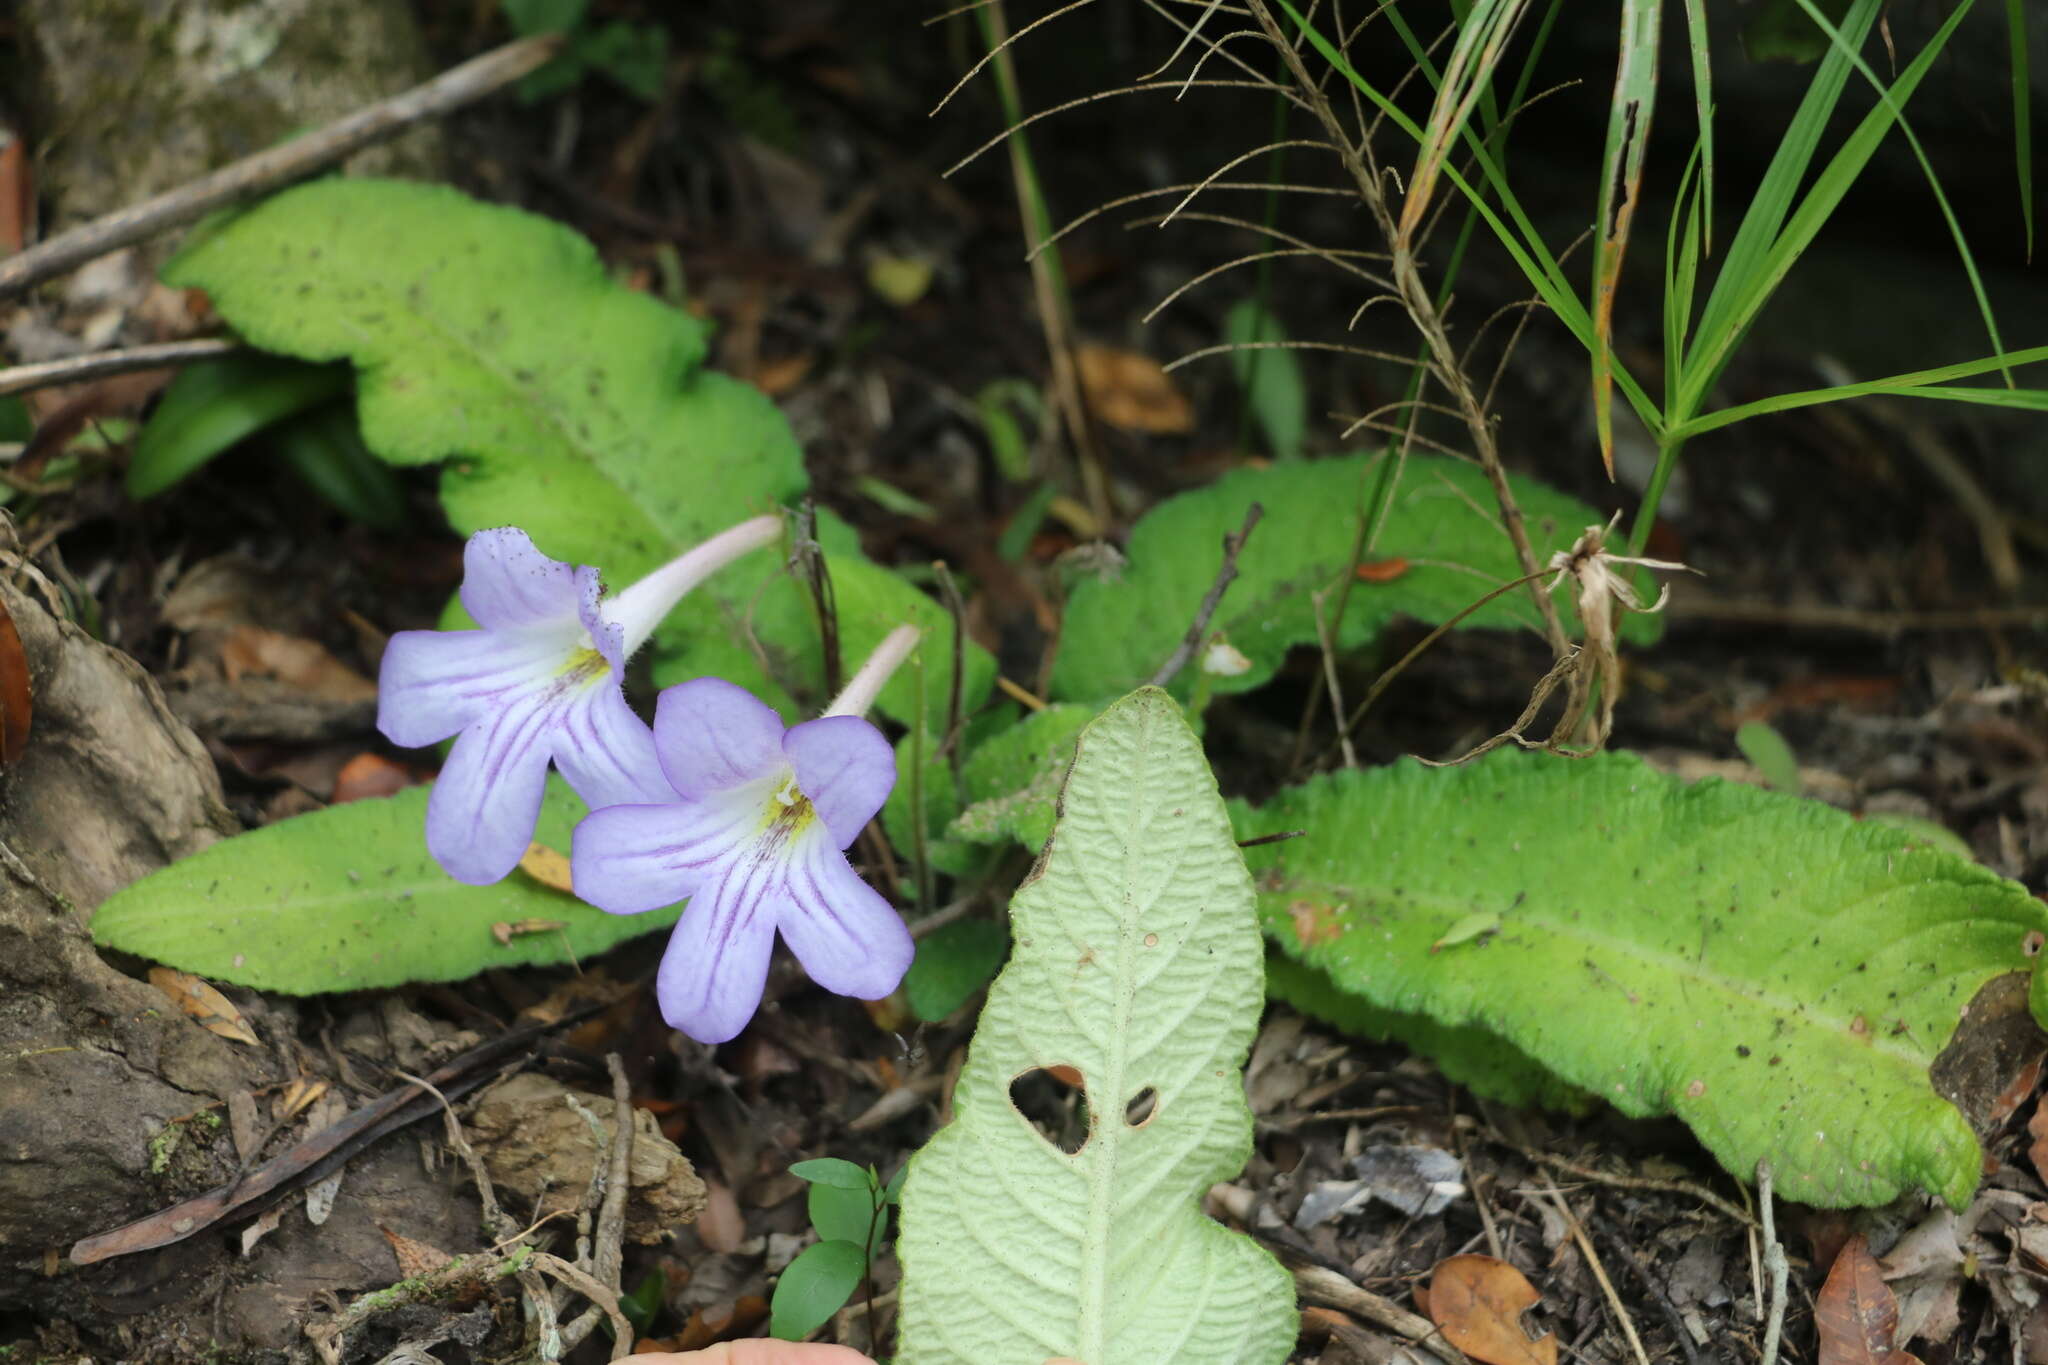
[1241,0,1569,662]
[0,36,561,300]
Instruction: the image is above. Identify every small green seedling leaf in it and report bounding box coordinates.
[1735,719,1802,793]
[810,1181,883,1260]
[269,403,408,531]
[1225,299,1307,460]
[770,1239,867,1342]
[790,1158,872,1191]
[619,1268,666,1337]
[128,352,349,498]
[897,688,1294,1365]
[904,919,1009,1022]
[92,778,680,993]
[1245,749,2048,1208]
[1050,452,1647,702]
[1430,912,1502,953]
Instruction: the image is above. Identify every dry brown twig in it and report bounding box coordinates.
[0,35,561,301]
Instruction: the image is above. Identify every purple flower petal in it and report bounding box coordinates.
[572,564,627,670]
[655,849,782,1043]
[377,627,566,748]
[458,528,585,630]
[425,696,557,884]
[782,715,896,849]
[551,683,673,810]
[652,677,786,798]
[571,790,769,915]
[776,823,912,1001]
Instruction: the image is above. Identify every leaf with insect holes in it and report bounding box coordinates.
[1243,749,2048,1208]
[1050,452,1649,704]
[94,778,681,993]
[896,689,1294,1365]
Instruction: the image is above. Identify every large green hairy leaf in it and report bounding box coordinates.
[92,780,678,993]
[166,179,799,583]
[1242,750,2048,1208]
[1049,452,1644,703]
[163,179,988,728]
[897,690,1293,1365]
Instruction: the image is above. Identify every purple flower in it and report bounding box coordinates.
[571,676,914,1044]
[377,517,782,885]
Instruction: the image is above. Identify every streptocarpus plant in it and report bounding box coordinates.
[372,524,923,1042]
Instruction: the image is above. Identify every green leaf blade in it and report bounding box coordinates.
[1049,452,1638,703]
[898,689,1293,1365]
[91,780,679,993]
[1245,750,2048,1208]
[770,1239,867,1342]
[128,353,350,499]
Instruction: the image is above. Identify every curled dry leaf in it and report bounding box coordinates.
[1426,1253,1556,1365]
[147,966,259,1046]
[1075,343,1193,435]
[219,625,377,702]
[1817,1235,1923,1365]
[379,1224,454,1278]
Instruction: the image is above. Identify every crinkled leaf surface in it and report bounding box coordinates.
[163,180,989,730]
[896,689,1293,1365]
[1242,750,2048,1208]
[165,179,800,583]
[1050,452,1647,703]
[92,779,679,993]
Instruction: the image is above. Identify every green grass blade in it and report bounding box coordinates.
[1593,0,1664,477]
[1681,0,1714,255]
[1785,0,2010,386]
[1681,0,1879,394]
[1668,343,2048,439]
[1679,0,1983,415]
[1271,0,1666,435]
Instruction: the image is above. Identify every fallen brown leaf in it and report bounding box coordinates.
[517,841,575,894]
[1817,1235,1922,1365]
[697,1179,746,1254]
[2030,1101,2048,1189]
[220,625,377,702]
[276,1077,328,1122]
[332,752,424,804]
[147,967,260,1046]
[1354,557,1412,583]
[0,593,31,763]
[1425,1254,1556,1365]
[1076,343,1193,434]
[378,1225,454,1278]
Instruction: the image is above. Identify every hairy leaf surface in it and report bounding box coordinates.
[1243,750,2048,1207]
[897,689,1293,1365]
[1049,452,1641,702]
[93,779,677,993]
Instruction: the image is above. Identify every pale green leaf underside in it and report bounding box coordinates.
[92,780,678,994]
[897,690,1293,1365]
[1242,750,2048,1208]
[1049,451,1649,703]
